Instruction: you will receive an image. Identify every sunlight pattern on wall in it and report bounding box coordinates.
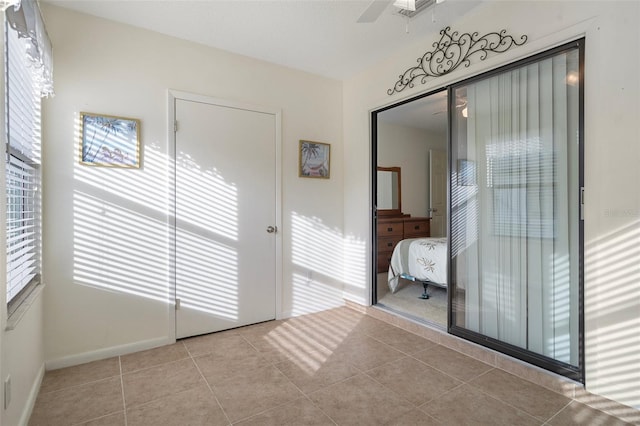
[175,227,238,318]
[175,149,240,320]
[584,220,640,412]
[72,191,169,302]
[291,212,344,281]
[176,152,238,241]
[72,128,170,302]
[74,138,167,213]
[290,212,355,314]
[343,234,367,294]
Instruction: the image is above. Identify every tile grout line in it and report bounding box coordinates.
[37,372,123,396]
[469,366,496,382]
[359,356,473,421]
[463,369,576,424]
[301,394,339,426]
[353,345,488,422]
[539,399,573,426]
[362,368,428,411]
[119,356,128,426]
[414,381,467,416]
[237,332,262,355]
[185,341,233,426]
[364,332,446,363]
[229,312,364,414]
[465,381,547,424]
[240,317,349,355]
[405,347,489,384]
[69,411,124,426]
[32,307,633,425]
[127,356,193,373]
[418,360,551,424]
[412,381,539,425]
[238,330,323,370]
[223,324,351,424]
[354,344,452,382]
[303,368,426,425]
[366,306,588,405]
[234,394,341,426]
[228,366,339,426]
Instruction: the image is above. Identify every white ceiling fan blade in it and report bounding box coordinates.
[357,0,393,23]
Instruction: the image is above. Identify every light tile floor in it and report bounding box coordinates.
[29,307,635,425]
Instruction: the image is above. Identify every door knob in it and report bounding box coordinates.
[266,226,277,233]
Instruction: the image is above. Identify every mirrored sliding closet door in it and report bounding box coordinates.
[449,41,584,380]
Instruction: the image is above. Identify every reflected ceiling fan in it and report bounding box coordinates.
[433,100,468,117]
[357,0,445,23]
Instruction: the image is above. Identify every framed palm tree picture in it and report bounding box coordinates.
[299,140,330,179]
[79,112,141,167]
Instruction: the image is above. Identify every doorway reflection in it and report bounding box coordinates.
[374,89,449,327]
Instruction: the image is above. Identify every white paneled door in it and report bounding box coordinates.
[174,96,279,339]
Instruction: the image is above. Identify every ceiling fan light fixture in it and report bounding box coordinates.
[396,0,437,18]
[1,0,19,11]
[393,0,416,11]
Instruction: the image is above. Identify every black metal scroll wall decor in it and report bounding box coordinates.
[387,26,528,95]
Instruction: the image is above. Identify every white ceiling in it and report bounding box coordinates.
[43,0,481,80]
[378,89,448,133]
[43,0,480,133]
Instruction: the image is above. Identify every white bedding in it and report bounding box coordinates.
[387,237,448,293]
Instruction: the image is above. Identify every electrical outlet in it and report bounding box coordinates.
[4,375,11,409]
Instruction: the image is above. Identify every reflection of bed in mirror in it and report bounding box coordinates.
[377,216,431,273]
[387,237,447,299]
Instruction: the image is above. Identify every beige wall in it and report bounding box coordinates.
[344,0,640,409]
[1,294,45,426]
[40,4,345,367]
[377,121,446,217]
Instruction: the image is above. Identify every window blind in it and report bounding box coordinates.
[6,155,38,301]
[5,19,41,306]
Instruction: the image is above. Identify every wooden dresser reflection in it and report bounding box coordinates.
[377,216,431,273]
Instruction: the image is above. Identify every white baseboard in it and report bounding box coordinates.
[280,310,292,319]
[18,363,45,426]
[45,336,174,370]
[342,293,367,306]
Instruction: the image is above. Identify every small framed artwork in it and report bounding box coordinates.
[299,140,330,179]
[79,112,141,168]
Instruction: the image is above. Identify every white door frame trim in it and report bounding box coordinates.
[167,89,283,342]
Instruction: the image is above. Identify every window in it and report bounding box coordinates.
[488,150,556,238]
[5,19,42,313]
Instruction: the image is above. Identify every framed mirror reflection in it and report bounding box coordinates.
[376,166,401,216]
